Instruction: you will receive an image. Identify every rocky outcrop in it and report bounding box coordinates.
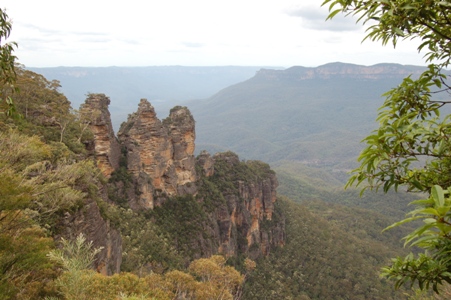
[58,187,122,275]
[117,99,197,208]
[164,106,197,195]
[82,94,120,178]
[197,150,215,177]
[196,151,285,259]
[83,96,285,262]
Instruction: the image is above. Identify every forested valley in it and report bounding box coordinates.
[4,1,451,299]
[2,64,418,299]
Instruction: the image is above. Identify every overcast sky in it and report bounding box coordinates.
[3,0,427,68]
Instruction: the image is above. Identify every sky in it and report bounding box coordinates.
[3,0,428,68]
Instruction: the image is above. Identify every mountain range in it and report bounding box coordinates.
[6,62,437,298]
[28,66,272,127]
[188,62,434,173]
[30,62,438,186]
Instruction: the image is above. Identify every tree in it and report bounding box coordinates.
[0,8,18,117]
[76,103,100,143]
[47,233,103,300]
[323,0,451,293]
[188,255,244,299]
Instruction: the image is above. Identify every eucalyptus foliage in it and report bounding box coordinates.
[381,186,451,293]
[47,234,103,300]
[323,0,451,293]
[0,8,17,117]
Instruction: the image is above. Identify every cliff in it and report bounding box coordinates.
[83,95,285,262]
[254,62,429,81]
[58,193,122,275]
[83,94,121,178]
[116,99,197,208]
[61,94,123,275]
[197,151,285,258]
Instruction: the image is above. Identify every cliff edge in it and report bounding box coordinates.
[82,95,285,261]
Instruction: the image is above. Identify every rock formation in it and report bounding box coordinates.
[198,152,285,259]
[65,93,123,274]
[117,99,197,208]
[58,195,122,275]
[82,94,120,178]
[84,95,285,261]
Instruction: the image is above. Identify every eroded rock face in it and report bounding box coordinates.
[197,152,285,259]
[58,192,122,275]
[197,150,215,177]
[82,94,120,178]
[83,95,285,262]
[117,99,197,208]
[165,106,197,195]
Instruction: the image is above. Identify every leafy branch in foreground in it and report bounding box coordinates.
[323,0,451,293]
[0,8,18,117]
[47,233,103,272]
[382,185,451,293]
[345,64,451,195]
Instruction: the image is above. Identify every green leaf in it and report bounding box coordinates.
[326,9,342,20]
[410,235,437,247]
[383,216,424,232]
[432,185,445,207]
[410,207,440,217]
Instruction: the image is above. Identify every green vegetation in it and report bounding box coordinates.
[190,66,425,167]
[48,235,244,300]
[243,197,408,299]
[324,0,451,294]
[0,16,252,298]
[0,8,17,117]
[141,152,279,263]
[5,3,451,298]
[152,195,214,260]
[101,205,184,275]
[0,83,107,299]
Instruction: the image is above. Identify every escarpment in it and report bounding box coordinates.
[197,151,285,259]
[83,94,285,262]
[58,193,122,275]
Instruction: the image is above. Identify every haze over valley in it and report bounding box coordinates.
[3,0,450,298]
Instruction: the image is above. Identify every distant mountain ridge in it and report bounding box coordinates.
[29,62,439,169]
[28,65,282,131]
[188,62,444,178]
[255,62,427,81]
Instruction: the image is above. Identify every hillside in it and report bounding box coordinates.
[0,65,424,299]
[244,197,411,299]
[189,63,434,170]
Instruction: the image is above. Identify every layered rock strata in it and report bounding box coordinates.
[82,94,120,178]
[117,99,197,208]
[198,152,285,259]
[84,95,285,260]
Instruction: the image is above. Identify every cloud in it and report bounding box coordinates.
[181,42,204,48]
[78,37,114,44]
[119,38,143,46]
[19,22,108,37]
[286,6,361,32]
[15,22,115,51]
